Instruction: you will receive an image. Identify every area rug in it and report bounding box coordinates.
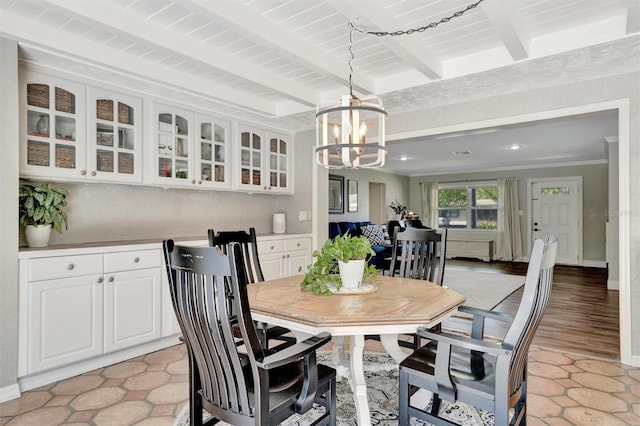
[173,352,494,426]
[443,269,524,312]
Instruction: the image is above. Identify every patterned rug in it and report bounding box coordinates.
[173,352,494,426]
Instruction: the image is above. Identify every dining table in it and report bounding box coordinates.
[247,274,466,426]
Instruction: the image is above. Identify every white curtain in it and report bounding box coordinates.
[420,182,439,228]
[496,178,523,260]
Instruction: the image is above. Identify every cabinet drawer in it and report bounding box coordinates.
[285,238,310,252]
[28,254,103,282]
[257,240,285,255]
[104,249,162,273]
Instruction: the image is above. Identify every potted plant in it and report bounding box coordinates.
[300,233,378,295]
[19,182,69,248]
[389,200,407,220]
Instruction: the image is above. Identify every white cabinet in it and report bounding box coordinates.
[196,114,231,189]
[150,103,195,186]
[236,124,292,193]
[20,71,87,179]
[257,235,311,280]
[103,250,162,353]
[87,87,143,183]
[19,247,163,376]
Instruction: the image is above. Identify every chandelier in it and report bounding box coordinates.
[315,0,484,169]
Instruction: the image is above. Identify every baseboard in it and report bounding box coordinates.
[607,279,619,290]
[0,383,20,403]
[631,354,640,368]
[18,335,181,392]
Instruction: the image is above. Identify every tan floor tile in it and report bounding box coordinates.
[123,372,170,391]
[631,384,640,397]
[83,367,105,376]
[50,376,105,396]
[166,359,188,375]
[615,391,640,404]
[4,406,69,426]
[526,394,562,417]
[627,369,640,380]
[566,388,628,412]
[0,392,52,417]
[123,390,149,401]
[70,387,126,410]
[146,364,166,372]
[614,412,640,425]
[147,383,189,405]
[169,374,188,383]
[554,378,583,388]
[46,395,74,407]
[150,404,176,417]
[103,378,125,387]
[143,350,183,365]
[524,417,547,426]
[67,410,96,422]
[560,365,583,373]
[542,418,574,426]
[103,361,148,379]
[528,350,573,365]
[563,407,629,426]
[570,372,627,393]
[550,395,580,408]
[134,417,174,426]
[529,362,569,379]
[528,376,565,396]
[575,359,626,377]
[618,375,640,385]
[634,403,640,416]
[63,423,91,426]
[93,401,151,426]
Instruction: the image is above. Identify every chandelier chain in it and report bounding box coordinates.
[348,22,355,98]
[351,0,484,37]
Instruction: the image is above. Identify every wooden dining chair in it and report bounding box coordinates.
[163,240,337,426]
[379,227,448,349]
[398,236,558,426]
[208,227,295,349]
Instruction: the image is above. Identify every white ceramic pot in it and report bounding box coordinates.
[338,259,365,289]
[25,224,52,248]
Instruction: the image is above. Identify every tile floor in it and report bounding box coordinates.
[1,343,639,425]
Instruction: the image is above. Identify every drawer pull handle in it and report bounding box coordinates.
[109,276,114,282]
[297,243,300,247]
[134,257,140,263]
[97,277,103,284]
[270,245,274,250]
[68,263,75,270]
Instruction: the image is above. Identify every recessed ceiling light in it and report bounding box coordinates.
[509,144,523,150]
[452,151,472,155]
[398,155,409,161]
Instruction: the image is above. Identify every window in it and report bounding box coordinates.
[438,183,498,230]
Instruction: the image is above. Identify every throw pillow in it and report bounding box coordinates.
[361,224,385,246]
[380,224,392,245]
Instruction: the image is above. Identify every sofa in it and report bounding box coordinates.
[328,221,393,269]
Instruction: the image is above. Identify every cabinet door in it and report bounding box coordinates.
[104,268,162,353]
[266,131,292,193]
[259,252,284,281]
[27,275,103,374]
[87,87,142,183]
[237,124,265,191]
[196,114,231,189]
[152,104,195,186]
[286,250,310,277]
[20,72,86,179]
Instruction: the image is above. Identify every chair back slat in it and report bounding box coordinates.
[164,241,262,417]
[389,227,447,285]
[209,228,265,283]
[503,236,558,394]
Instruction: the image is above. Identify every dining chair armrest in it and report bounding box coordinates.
[458,305,515,322]
[416,327,512,356]
[257,332,331,369]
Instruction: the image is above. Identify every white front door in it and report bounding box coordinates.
[531,178,581,265]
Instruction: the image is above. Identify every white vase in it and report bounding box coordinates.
[25,224,52,248]
[338,259,365,289]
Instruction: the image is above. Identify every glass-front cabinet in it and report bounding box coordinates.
[87,88,142,183]
[20,72,86,179]
[152,104,194,186]
[266,131,291,193]
[197,114,231,189]
[236,125,292,193]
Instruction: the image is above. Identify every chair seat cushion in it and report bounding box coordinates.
[400,341,498,397]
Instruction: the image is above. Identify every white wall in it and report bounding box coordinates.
[0,38,20,396]
[410,164,609,263]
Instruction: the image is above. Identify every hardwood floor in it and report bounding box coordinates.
[443,258,619,360]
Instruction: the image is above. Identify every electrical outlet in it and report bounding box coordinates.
[298,211,306,221]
